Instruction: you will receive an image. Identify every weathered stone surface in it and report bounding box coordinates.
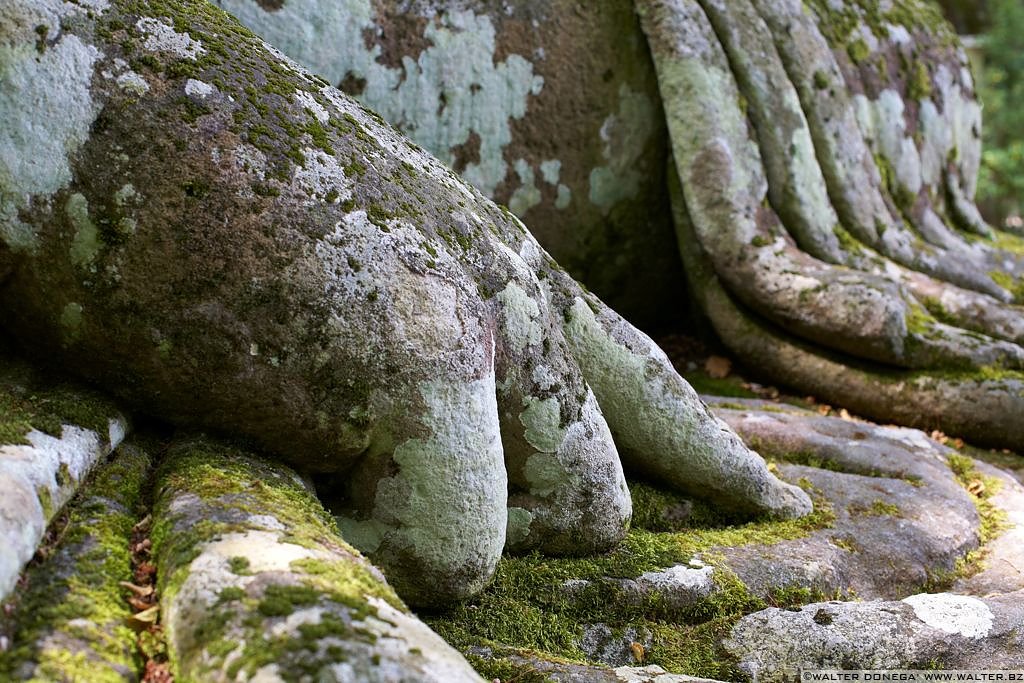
[641,0,1024,450]
[0,444,149,682]
[955,461,1024,596]
[0,0,807,605]
[211,0,682,327]
[706,400,981,600]
[153,438,485,682]
[707,400,1024,680]
[578,623,653,667]
[724,590,1024,681]
[0,347,128,602]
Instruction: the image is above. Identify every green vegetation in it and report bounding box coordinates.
[0,447,150,681]
[977,0,1024,221]
[150,441,411,680]
[428,480,834,679]
[0,364,121,447]
[923,452,1009,590]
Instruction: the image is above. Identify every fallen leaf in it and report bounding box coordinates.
[135,562,157,584]
[133,514,153,533]
[704,355,731,379]
[967,479,986,497]
[630,641,645,664]
[129,605,160,627]
[120,581,154,597]
[129,596,155,612]
[142,659,173,683]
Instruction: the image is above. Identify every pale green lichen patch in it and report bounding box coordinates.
[495,282,543,354]
[0,3,102,254]
[59,302,84,342]
[989,271,1024,305]
[66,193,100,267]
[519,396,565,454]
[362,377,506,602]
[215,0,542,199]
[588,84,659,213]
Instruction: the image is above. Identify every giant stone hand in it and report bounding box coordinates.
[0,0,809,605]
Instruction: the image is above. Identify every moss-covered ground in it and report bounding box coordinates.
[426,479,835,680]
[0,364,122,447]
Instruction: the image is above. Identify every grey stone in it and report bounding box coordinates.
[578,623,653,667]
[0,352,128,602]
[212,0,682,327]
[0,0,808,606]
[724,590,1024,681]
[710,404,981,601]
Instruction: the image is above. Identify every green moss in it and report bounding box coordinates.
[806,0,956,52]
[908,60,933,100]
[813,70,830,90]
[257,583,319,617]
[34,24,49,54]
[366,204,392,229]
[904,302,935,336]
[343,160,367,178]
[36,486,54,519]
[834,224,864,254]
[0,447,150,681]
[228,556,251,575]
[219,586,245,602]
[919,296,959,327]
[681,371,759,399]
[427,482,833,678]
[0,361,121,446]
[847,38,870,64]
[831,536,861,552]
[151,440,408,679]
[947,454,1009,545]
[750,235,772,248]
[630,481,745,532]
[875,153,917,211]
[291,557,403,616]
[989,270,1024,304]
[463,654,551,683]
[921,453,1010,588]
[848,499,902,517]
[993,230,1024,256]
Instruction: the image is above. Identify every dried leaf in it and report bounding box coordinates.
[120,581,154,598]
[704,355,731,379]
[129,596,155,612]
[129,605,160,626]
[630,642,645,664]
[967,479,986,497]
[135,562,157,584]
[133,514,153,533]
[142,659,173,683]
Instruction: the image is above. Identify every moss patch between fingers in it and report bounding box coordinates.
[428,480,834,679]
